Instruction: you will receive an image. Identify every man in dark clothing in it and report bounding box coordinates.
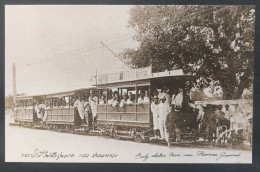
[203,104,218,146]
[165,105,181,148]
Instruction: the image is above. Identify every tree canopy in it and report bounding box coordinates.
[121,6,255,99]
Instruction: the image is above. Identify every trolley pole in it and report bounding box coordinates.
[12,63,17,105]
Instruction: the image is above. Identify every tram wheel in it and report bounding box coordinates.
[134,134,144,143]
[113,132,120,140]
[69,127,75,134]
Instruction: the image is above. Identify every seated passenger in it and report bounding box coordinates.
[127,92,135,105]
[99,95,106,105]
[143,91,150,104]
[137,91,145,104]
[120,92,128,108]
[112,94,119,107]
[108,94,115,105]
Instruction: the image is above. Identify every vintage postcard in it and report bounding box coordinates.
[5,5,254,163]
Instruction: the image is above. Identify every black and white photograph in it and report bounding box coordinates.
[5,5,255,163]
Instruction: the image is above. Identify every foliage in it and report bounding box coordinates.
[121,6,255,99]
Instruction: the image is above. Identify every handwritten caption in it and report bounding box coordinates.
[135,151,242,162]
[21,149,118,161]
[21,149,242,162]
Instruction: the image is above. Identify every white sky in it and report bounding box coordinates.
[5,5,138,96]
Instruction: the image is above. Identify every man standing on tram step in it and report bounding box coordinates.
[151,96,160,137]
[158,96,171,139]
[165,105,181,148]
[84,101,93,129]
[89,90,98,123]
[73,96,86,125]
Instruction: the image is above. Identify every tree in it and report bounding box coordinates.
[5,93,27,109]
[121,6,255,99]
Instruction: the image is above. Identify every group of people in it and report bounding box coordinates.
[194,103,251,146]
[99,90,150,108]
[151,87,187,147]
[73,90,98,126]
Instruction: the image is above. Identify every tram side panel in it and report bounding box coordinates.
[96,104,151,135]
[16,109,34,126]
[45,107,81,130]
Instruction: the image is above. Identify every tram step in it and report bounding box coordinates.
[116,135,133,139]
[75,128,89,133]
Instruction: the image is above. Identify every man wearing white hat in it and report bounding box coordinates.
[158,96,171,139]
[151,96,160,137]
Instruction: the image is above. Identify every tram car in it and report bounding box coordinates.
[44,87,96,133]
[14,95,46,127]
[91,66,199,143]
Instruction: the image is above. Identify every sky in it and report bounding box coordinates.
[5,5,138,96]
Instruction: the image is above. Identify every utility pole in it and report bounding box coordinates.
[12,63,17,105]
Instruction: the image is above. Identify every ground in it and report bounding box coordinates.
[5,114,252,163]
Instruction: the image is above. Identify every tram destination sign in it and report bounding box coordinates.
[91,67,152,85]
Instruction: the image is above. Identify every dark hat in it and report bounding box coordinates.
[161,96,166,100]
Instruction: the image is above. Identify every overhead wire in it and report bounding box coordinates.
[12,6,231,71]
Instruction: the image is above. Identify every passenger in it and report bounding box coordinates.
[42,101,51,122]
[127,92,135,105]
[165,105,181,147]
[84,101,93,128]
[137,90,145,104]
[159,87,170,104]
[158,96,171,139]
[99,95,106,105]
[74,96,86,125]
[151,96,160,137]
[108,94,115,105]
[143,91,150,104]
[119,92,128,108]
[89,90,98,121]
[174,88,184,108]
[26,102,33,110]
[34,102,43,120]
[112,94,119,107]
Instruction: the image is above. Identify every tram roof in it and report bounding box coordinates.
[45,87,96,98]
[16,87,96,100]
[92,67,195,88]
[16,94,46,100]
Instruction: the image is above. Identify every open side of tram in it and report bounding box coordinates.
[14,95,46,128]
[91,67,198,143]
[44,87,96,133]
